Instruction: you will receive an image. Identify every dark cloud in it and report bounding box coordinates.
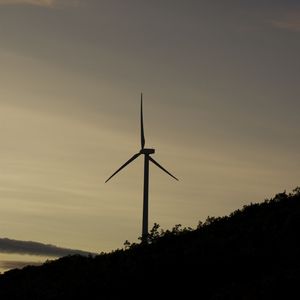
[0,238,95,257]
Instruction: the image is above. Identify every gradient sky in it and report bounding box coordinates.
[0,0,299,273]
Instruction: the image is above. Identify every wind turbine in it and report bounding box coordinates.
[105,93,178,243]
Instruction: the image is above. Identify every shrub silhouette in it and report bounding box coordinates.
[0,188,299,299]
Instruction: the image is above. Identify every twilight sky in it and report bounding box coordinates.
[0,0,299,272]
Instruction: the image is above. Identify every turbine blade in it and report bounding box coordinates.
[105,153,141,183]
[140,93,145,149]
[149,157,179,181]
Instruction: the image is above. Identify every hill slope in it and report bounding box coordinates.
[0,189,299,299]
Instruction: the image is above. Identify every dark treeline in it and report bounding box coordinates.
[0,188,299,299]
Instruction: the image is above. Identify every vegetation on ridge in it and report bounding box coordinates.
[0,188,299,299]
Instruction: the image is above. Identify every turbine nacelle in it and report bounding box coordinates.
[140,148,155,155]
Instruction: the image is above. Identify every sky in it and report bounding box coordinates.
[0,0,299,273]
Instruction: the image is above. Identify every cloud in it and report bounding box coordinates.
[0,260,42,272]
[270,11,300,32]
[0,0,78,7]
[0,0,55,6]
[0,238,95,257]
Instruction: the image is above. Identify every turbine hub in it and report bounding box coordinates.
[140,148,155,155]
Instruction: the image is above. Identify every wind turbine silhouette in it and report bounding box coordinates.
[105,93,178,243]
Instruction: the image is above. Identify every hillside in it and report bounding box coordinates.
[0,188,299,299]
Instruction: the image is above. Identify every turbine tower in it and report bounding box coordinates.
[105,93,178,243]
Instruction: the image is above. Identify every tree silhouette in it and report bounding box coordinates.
[0,187,299,299]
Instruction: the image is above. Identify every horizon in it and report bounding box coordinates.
[0,0,299,273]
